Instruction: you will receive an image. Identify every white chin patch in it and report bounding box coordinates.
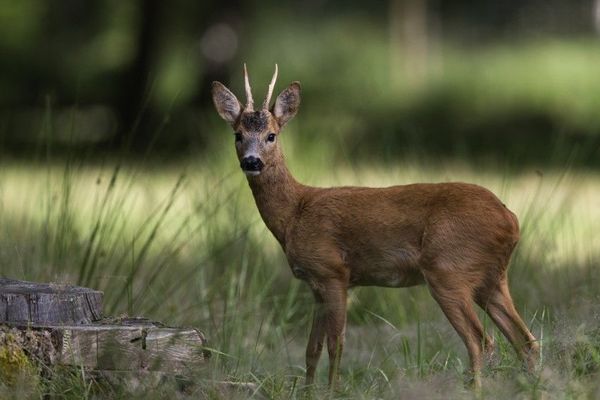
[244,170,261,176]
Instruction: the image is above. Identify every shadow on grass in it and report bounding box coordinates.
[348,99,600,168]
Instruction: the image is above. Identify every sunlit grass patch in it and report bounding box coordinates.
[0,147,598,398]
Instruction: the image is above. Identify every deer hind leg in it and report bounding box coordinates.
[424,271,488,388]
[476,277,539,372]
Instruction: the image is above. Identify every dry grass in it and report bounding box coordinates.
[0,149,598,398]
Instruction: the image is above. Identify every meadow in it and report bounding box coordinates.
[0,130,599,398]
[1,30,600,398]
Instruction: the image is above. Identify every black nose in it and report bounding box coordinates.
[240,156,264,171]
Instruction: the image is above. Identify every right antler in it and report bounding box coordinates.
[243,63,254,111]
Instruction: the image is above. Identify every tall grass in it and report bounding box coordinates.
[1,33,600,397]
[0,130,599,398]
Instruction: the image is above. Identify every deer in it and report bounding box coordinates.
[211,64,539,389]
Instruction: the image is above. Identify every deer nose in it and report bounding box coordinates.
[240,156,264,172]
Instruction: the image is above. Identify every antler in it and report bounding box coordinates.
[262,64,278,110]
[243,63,254,111]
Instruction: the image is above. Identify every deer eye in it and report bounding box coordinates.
[234,132,242,142]
[267,133,276,143]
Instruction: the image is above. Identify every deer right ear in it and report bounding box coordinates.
[273,82,301,128]
[211,81,242,126]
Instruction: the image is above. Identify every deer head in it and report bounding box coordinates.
[211,64,301,176]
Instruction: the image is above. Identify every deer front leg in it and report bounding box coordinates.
[320,279,348,388]
[305,298,326,385]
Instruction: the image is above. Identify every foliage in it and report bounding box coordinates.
[1,2,600,163]
[0,2,599,397]
[0,329,40,393]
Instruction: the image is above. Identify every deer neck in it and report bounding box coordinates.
[246,155,304,247]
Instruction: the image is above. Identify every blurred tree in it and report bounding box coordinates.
[389,0,430,88]
[595,0,600,34]
[115,0,160,151]
[195,0,241,109]
[0,0,598,161]
[114,0,242,152]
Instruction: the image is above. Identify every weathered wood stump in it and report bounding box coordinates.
[0,279,263,397]
[0,278,103,325]
[57,317,208,372]
[0,279,208,373]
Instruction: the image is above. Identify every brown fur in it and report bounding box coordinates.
[211,71,539,388]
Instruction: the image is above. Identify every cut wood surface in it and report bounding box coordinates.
[1,279,208,374]
[2,318,208,373]
[58,317,209,372]
[0,278,103,325]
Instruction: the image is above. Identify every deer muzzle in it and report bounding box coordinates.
[240,156,264,175]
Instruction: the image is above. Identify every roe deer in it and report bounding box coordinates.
[211,65,539,388]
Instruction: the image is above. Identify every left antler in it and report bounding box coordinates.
[262,64,278,110]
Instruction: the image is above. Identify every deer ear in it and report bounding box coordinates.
[272,82,301,127]
[211,81,242,126]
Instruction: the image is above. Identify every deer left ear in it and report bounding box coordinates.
[212,81,242,126]
[272,82,301,128]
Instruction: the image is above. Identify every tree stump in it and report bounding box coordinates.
[0,279,208,373]
[0,279,262,396]
[55,317,209,372]
[0,278,103,325]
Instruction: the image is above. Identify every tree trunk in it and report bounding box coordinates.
[114,0,161,152]
[389,0,430,88]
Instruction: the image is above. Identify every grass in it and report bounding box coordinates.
[0,130,599,398]
[1,22,600,397]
